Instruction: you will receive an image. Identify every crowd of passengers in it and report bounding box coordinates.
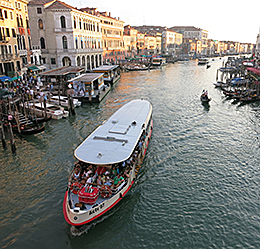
[70,131,149,192]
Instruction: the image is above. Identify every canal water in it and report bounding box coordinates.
[1,59,260,249]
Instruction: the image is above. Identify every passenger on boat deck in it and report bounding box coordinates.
[86,173,94,185]
[104,175,113,186]
[123,169,129,179]
[138,140,143,150]
[82,169,89,180]
[101,173,106,183]
[72,167,81,181]
[126,157,132,166]
[113,173,124,188]
[111,166,117,179]
[96,175,103,187]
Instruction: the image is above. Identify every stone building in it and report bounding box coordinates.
[132,25,181,56]
[81,8,125,64]
[28,0,103,71]
[0,0,31,77]
[170,26,208,56]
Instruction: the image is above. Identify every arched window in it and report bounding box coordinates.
[14,44,18,54]
[60,16,66,29]
[40,37,46,49]
[22,36,26,49]
[73,18,76,29]
[79,18,82,29]
[76,56,80,66]
[20,16,23,27]
[16,15,20,27]
[38,19,43,29]
[62,36,67,49]
[75,37,78,49]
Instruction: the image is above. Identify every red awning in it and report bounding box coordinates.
[247,67,260,76]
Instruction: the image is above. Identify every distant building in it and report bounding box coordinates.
[132,25,182,56]
[82,8,125,64]
[170,26,208,55]
[124,25,138,57]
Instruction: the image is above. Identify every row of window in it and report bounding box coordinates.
[0,27,16,39]
[0,8,28,27]
[72,16,100,32]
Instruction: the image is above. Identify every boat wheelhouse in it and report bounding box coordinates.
[198,58,209,65]
[63,99,153,226]
[92,65,121,86]
[68,73,110,103]
[152,57,167,67]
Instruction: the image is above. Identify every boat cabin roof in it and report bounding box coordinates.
[92,65,119,73]
[33,102,62,109]
[74,99,152,165]
[68,73,103,83]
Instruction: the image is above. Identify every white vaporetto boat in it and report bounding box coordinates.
[63,99,153,226]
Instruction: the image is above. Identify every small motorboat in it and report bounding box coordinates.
[206,64,211,69]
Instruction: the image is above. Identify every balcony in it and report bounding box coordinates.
[57,48,103,54]
[19,50,27,56]
[0,54,13,61]
[54,28,73,33]
[0,0,13,8]
[0,37,10,43]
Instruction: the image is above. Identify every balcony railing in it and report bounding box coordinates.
[19,50,27,56]
[57,48,103,53]
[0,0,13,8]
[0,54,13,61]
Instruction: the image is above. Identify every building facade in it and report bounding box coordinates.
[28,0,103,71]
[0,0,31,77]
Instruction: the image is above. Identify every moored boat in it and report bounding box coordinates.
[92,65,121,86]
[21,101,69,119]
[50,95,81,109]
[63,99,153,226]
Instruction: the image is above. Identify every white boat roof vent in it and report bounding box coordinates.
[109,123,131,135]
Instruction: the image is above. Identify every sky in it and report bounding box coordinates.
[67,0,260,44]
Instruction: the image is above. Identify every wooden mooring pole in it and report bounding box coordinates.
[0,103,7,149]
[8,122,16,153]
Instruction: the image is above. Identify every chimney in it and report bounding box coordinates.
[109,12,111,17]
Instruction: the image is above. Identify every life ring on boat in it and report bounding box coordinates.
[100,185,112,198]
[70,182,83,194]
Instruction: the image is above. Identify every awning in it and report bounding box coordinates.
[10,76,21,81]
[28,65,40,71]
[37,65,46,70]
[247,67,260,76]
[0,76,12,81]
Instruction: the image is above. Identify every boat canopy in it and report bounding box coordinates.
[92,65,119,73]
[74,99,152,165]
[68,73,103,83]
